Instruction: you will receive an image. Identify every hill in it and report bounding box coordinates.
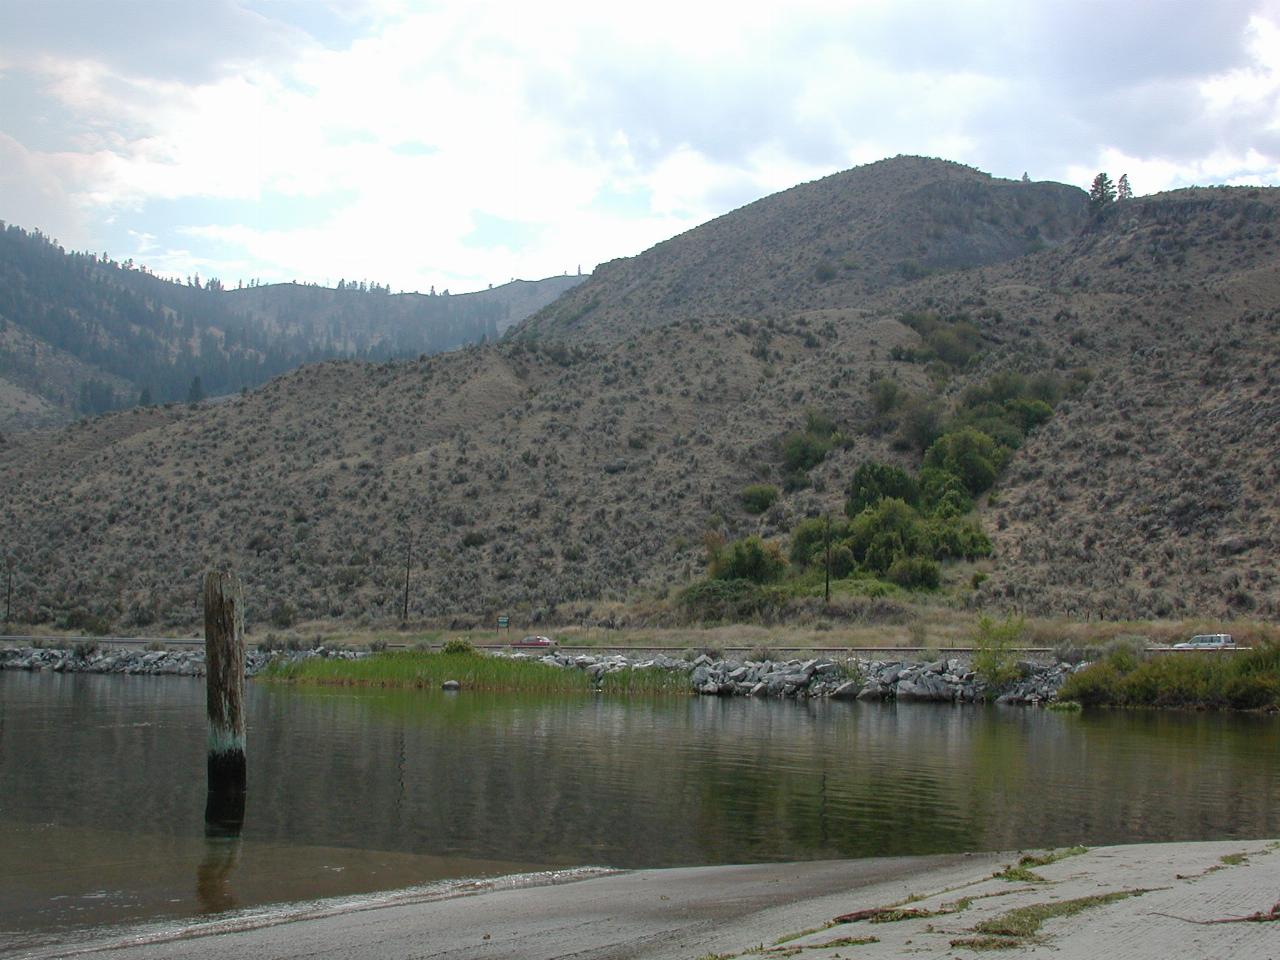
[0,222,584,433]
[519,157,1086,342]
[2,160,1277,632]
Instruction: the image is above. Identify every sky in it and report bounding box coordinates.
[1,0,1278,295]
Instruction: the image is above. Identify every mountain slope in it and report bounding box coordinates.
[3,164,1277,630]
[520,157,1086,342]
[0,223,585,433]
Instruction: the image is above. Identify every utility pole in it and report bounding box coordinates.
[824,514,831,605]
[4,562,12,627]
[402,532,413,624]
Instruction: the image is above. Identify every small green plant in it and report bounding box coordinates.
[442,637,475,655]
[972,614,1025,687]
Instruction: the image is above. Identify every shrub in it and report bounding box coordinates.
[830,544,857,579]
[710,536,788,584]
[72,640,99,659]
[971,614,1025,687]
[894,395,944,453]
[461,530,488,548]
[847,498,929,574]
[679,578,787,622]
[923,428,1005,495]
[869,377,902,416]
[845,461,919,516]
[804,408,838,438]
[740,483,780,514]
[887,555,940,589]
[269,602,297,628]
[442,637,475,655]
[1004,397,1054,432]
[63,608,112,635]
[917,467,972,518]
[782,431,831,472]
[927,516,993,560]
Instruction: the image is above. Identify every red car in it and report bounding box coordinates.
[512,635,556,649]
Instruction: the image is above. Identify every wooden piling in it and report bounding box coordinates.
[204,571,246,835]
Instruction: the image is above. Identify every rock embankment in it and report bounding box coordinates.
[507,651,1079,704]
[1,645,1079,704]
[0,645,357,677]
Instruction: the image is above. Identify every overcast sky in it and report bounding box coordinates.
[1,0,1278,294]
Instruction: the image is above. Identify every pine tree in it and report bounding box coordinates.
[1117,173,1133,201]
[1088,172,1116,212]
[187,376,205,405]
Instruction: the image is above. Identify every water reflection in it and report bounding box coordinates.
[196,837,241,914]
[1,672,1278,946]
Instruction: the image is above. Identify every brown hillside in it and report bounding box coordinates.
[520,156,1086,342]
[3,169,1278,630]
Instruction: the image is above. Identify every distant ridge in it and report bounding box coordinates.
[0,221,586,433]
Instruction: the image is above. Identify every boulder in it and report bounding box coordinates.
[830,680,862,700]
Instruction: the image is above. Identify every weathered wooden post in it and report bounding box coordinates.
[204,571,246,836]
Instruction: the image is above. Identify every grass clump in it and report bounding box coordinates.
[814,935,879,948]
[994,846,1087,882]
[597,667,689,695]
[974,889,1148,940]
[263,650,594,693]
[262,649,696,697]
[1058,641,1280,709]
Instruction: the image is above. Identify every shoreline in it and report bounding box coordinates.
[1,645,1075,705]
[22,840,1279,960]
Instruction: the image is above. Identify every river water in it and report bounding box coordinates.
[2,671,1278,952]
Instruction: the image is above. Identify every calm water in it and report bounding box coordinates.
[2,671,1278,951]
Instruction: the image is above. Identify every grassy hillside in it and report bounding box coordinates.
[2,163,1277,632]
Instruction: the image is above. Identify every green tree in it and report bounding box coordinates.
[187,376,205,405]
[845,461,919,516]
[847,498,929,574]
[923,428,1004,495]
[1117,173,1133,201]
[1088,172,1116,212]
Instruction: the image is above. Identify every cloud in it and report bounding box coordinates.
[0,132,89,245]
[0,0,307,83]
[0,0,1277,293]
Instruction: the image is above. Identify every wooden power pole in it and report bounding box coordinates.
[824,514,832,605]
[204,571,246,836]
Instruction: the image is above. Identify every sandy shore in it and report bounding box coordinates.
[23,840,1279,960]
